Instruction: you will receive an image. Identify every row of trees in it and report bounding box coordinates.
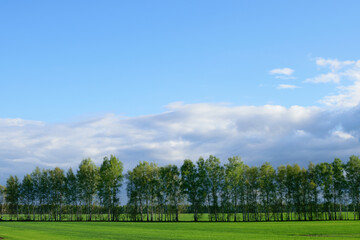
[1,155,360,222]
[126,156,360,222]
[0,155,123,221]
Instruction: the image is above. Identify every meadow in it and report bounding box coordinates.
[1,221,360,239]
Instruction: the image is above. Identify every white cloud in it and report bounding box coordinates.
[305,72,341,83]
[269,68,294,76]
[277,84,300,89]
[332,130,354,140]
[320,81,360,107]
[306,57,360,107]
[1,102,360,184]
[316,57,355,71]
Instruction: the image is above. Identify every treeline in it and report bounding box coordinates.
[1,156,123,221]
[0,155,360,222]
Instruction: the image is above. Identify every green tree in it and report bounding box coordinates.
[291,164,303,221]
[147,162,159,222]
[259,162,276,221]
[244,166,259,221]
[276,165,286,221]
[160,164,181,221]
[197,156,211,219]
[20,174,34,220]
[30,167,42,220]
[299,167,309,221]
[224,156,244,221]
[126,161,157,221]
[307,162,320,220]
[332,158,346,220]
[284,165,295,221]
[345,155,360,220]
[77,158,99,221]
[65,168,79,221]
[204,155,223,221]
[180,159,204,222]
[317,162,334,220]
[49,167,65,221]
[39,169,51,220]
[126,168,140,221]
[0,184,5,219]
[5,175,20,220]
[98,155,124,221]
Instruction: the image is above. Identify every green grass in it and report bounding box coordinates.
[1,221,360,239]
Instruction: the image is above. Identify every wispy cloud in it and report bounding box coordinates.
[316,58,355,72]
[306,57,360,107]
[269,68,294,76]
[305,72,341,83]
[277,84,300,89]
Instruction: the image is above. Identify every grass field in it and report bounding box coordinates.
[0,221,360,239]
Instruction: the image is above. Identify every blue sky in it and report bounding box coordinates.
[1,1,360,182]
[1,1,360,121]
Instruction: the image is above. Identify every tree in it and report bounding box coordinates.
[345,155,360,220]
[307,162,320,220]
[299,167,309,221]
[49,167,65,221]
[180,159,204,222]
[224,156,244,221]
[77,158,99,221]
[284,165,295,221]
[259,162,275,221]
[291,164,302,221]
[0,184,5,219]
[20,174,34,220]
[126,168,140,221]
[65,168,79,221]
[5,175,20,220]
[197,157,211,220]
[204,155,223,221]
[146,162,159,222]
[39,169,51,220]
[160,164,181,221]
[98,155,124,221]
[317,162,334,220]
[30,167,42,220]
[332,158,346,220]
[276,165,286,221]
[126,161,157,221]
[244,166,259,221]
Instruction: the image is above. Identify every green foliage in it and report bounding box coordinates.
[5,175,20,219]
[98,155,124,221]
[3,154,360,222]
[77,158,100,220]
[180,159,204,221]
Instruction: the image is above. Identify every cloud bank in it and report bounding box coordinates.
[1,102,360,183]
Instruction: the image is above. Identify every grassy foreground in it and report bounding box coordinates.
[0,221,360,239]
